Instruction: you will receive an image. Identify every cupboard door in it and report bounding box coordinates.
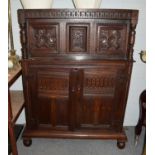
[24,62,128,132]
[78,64,128,131]
[25,65,70,130]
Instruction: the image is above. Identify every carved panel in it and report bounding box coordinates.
[96,24,127,55]
[33,28,57,49]
[99,30,121,50]
[27,21,59,57]
[85,76,115,88]
[38,78,68,91]
[84,70,116,96]
[67,24,90,53]
[37,71,69,96]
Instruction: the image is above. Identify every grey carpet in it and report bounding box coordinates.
[17,126,145,155]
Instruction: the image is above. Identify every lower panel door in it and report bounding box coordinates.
[25,65,71,131]
[76,64,128,132]
[24,62,129,133]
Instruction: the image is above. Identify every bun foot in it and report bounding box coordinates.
[23,138,32,147]
[117,140,125,149]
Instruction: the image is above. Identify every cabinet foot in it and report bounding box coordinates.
[117,140,125,149]
[23,138,32,147]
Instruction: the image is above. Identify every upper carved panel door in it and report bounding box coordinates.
[27,19,59,57]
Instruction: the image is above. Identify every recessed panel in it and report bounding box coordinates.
[67,24,90,53]
[84,69,117,96]
[28,66,70,128]
[27,20,59,57]
[32,27,57,50]
[81,96,113,126]
[96,24,128,58]
[80,64,127,129]
[37,71,69,97]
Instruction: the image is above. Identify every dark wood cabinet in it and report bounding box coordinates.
[18,9,138,149]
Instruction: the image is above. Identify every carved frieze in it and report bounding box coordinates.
[18,9,138,25]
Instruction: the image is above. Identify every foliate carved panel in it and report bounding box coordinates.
[99,30,121,50]
[33,28,57,49]
[96,24,127,55]
[67,24,90,53]
[28,21,59,57]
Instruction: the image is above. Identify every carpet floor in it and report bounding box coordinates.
[17,126,145,155]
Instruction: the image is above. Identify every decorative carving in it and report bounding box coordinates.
[38,78,68,91]
[18,9,138,24]
[32,28,57,50]
[128,21,137,59]
[18,9,138,59]
[96,23,128,55]
[20,23,27,59]
[99,29,121,51]
[85,76,115,89]
[69,27,88,52]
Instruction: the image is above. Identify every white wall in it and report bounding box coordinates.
[11,0,146,126]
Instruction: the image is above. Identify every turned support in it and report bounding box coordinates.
[117,140,126,149]
[23,138,32,147]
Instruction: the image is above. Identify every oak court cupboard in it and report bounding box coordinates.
[18,9,138,149]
